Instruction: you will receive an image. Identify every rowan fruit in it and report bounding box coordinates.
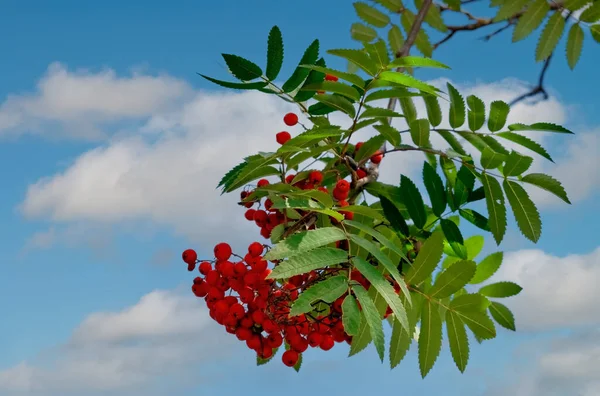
[283,113,299,126]
[324,74,338,81]
[276,131,291,145]
[282,350,300,367]
[182,249,197,265]
[214,243,232,261]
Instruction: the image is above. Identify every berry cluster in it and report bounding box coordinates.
[180,110,392,368]
[182,242,359,367]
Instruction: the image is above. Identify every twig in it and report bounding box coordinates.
[508,53,553,106]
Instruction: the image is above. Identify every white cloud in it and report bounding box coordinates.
[0,62,192,139]
[486,246,600,331]
[0,290,233,395]
[486,328,600,396]
[18,66,595,250]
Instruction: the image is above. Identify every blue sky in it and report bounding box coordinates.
[1,1,599,395]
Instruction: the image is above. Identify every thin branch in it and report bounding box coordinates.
[508,53,553,106]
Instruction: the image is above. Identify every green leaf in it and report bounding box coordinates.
[298,64,365,87]
[429,260,476,298]
[373,124,402,147]
[399,97,418,123]
[378,71,439,95]
[535,12,566,62]
[301,81,361,101]
[341,205,385,220]
[503,150,533,176]
[566,23,584,69]
[355,135,387,162]
[454,165,476,206]
[503,179,542,242]
[446,310,470,372]
[470,252,503,284]
[456,311,496,339]
[374,0,403,11]
[591,24,600,43]
[520,173,570,204]
[198,74,268,90]
[359,107,405,120]
[437,130,468,156]
[328,49,379,76]
[447,83,466,128]
[507,122,573,134]
[282,39,320,92]
[268,247,349,279]
[400,175,427,229]
[264,227,346,260]
[379,195,410,236]
[487,100,510,132]
[409,118,431,147]
[404,231,444,285]
[480,146,507,169]
[289,275,348,315]
[459,209,490,232]
[365,39,392,67]
[440,219,468,260]
[480,172,506,245]
[345,221,410,266]
[364,87,416,102]
[422,162,447,217]
[342,294,361,336]
[352,256,410,332]
[388,24,405,54]
[513,0,551,42]
[423,95,443,127]
[226,165,281,192]
[222,54,263,81]
[489,301,516,331]
[294,57,327,102]
[351,22,378,42]
[388,56,450,69]
[415,0,449,32]
[495,132,553,162]
[349,287,388,356]
[580,1,600,22]
[354,1,391,27]
[418,299,443,378]
[494,0,530,21]
[266,26,284,80]
[563,0,589,11]
[293,351,303,371]
[313,94,357,118]
[390,297,417,368]
[464,235,485,260]
[352,284,386,361]
[401,10,433,57]
[450,293,491,313]
[466,95,486,132]
[479,281,522,298]
[257,347,279,365]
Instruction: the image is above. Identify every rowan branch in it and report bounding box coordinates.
[509,53,553,106]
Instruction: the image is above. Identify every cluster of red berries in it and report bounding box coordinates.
[182,243,360,367]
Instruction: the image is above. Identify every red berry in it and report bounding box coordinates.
[320,335,335,351]
[276,131,291,145]
[308,170,323,185]
[332,187,348,201]
[357,168,367,179]
[282,350,299,367]
[324,74,338,82]
[244,209,256,221]
[285,174,295,183]
[283,113,299,126]
[370,151,384,164]
[214,243,232,261]
[355,142,364,152]
[257,179,270,188]
[198,261,212,275]
[336,179,351,193]
[187,263,195,272]
[248,242,264,257]
[182,249,197,265]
